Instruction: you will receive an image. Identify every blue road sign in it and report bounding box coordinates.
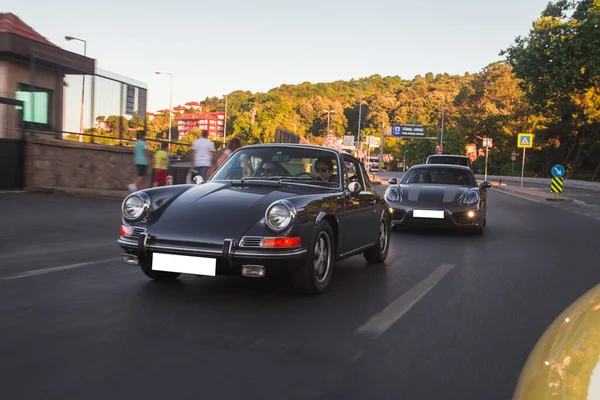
[551,164,565,178]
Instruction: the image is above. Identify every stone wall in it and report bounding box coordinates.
[24,136,147,191]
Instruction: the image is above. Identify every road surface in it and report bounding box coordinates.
[1,187,599,400]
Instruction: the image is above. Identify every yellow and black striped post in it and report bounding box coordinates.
[550,177,564,193]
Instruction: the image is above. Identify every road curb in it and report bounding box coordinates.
[491,185,573,202]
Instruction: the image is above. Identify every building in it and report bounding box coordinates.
[175,111,225,138]
[0,12,94,139]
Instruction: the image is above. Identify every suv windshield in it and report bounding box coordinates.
[427,155,471,168]
[401,166,476,187]
[211,146,341,188]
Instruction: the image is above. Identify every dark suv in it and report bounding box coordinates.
[426,154,472,170]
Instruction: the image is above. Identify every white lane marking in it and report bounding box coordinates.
[1,257,120,280]
[584,214,591,217]
[356,263,456,336]
[491,188,542,203]
[1,241,117,260]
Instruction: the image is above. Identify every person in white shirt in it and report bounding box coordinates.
[190,130,215,181]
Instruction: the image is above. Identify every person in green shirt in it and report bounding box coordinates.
[128,131,152,192]
[152,141,169,187]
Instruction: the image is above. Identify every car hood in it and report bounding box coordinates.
[147,182,316,244]
[398,184,473,204]
[513,283,600,400]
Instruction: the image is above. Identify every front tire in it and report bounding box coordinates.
[292,221,334,295]
[364,214,391,263]
[139,255,180,281]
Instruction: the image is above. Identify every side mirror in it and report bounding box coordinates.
[388,177,398,185]
[193,175,204,185]
[348,181,362,195]
[480,181,492,189]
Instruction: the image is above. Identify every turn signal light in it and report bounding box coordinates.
[262,237,301,248]
[121,225,133,236]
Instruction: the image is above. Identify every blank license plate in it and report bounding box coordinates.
[413,210,444,219]
[152,253,216,276]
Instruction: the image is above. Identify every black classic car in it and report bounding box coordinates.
[384,164,492,235]
[118,144,391,294]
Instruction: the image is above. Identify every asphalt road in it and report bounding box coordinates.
[1,188,599,400]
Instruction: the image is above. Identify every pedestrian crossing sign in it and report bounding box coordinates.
[517,133,533,148]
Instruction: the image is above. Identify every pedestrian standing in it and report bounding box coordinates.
[152,141,169,187]
[190,130,215,182]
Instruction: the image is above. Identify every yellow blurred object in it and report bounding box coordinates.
[513,283,600,400]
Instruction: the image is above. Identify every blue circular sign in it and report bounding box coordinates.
[551,164,565,178]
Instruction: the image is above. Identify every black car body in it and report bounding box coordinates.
[118,144,391,294]
[426,154,473,170]
[384,164,491,235]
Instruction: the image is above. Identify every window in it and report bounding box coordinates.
[15,84,51,128]
[401,166,476,187]
[212,146,340,187]
[342,157,364,190]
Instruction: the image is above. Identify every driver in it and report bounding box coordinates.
[312,157,334,182]
[260,161,279,177]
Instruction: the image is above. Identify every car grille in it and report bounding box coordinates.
[239,236,262,248]
[131,227,147,239]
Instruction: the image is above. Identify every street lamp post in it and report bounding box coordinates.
[353,81,370,159]
[65,36,86,142]
[223,94,228,144]
[155,71,173,147]
[323,109,335,135]
[483,137,492,181]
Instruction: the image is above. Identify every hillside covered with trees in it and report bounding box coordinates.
[77,0,599,180]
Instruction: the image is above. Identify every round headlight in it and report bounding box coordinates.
[122,194,148,220]
[386,187,401,202]
[265,201,295,232]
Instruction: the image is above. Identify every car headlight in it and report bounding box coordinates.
[122,193,150,221]
[461,190,479,205]
[386,187,401,202]
[265,200,296,232]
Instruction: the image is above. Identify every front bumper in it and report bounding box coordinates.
[388,205,483,229]
[117,234,308,276]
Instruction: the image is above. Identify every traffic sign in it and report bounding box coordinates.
[436,145,443,154]
[518,133,533,148]
[166,175,173,186]
[483,137,493,148]
[512,150,517,156]
[511,155,516,161]
[551,177,564,194]
[551,164,565,178]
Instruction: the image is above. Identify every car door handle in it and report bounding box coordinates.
[370,199,377,205]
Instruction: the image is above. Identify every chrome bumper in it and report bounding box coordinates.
[117,236,308,261]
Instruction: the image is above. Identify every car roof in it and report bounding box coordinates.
[427,154,470,159]
[241,143,361,163]
[409,163,473,171]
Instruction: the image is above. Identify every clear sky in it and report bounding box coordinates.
[7,0,551,116]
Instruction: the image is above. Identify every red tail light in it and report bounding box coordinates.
[262,237,301,248]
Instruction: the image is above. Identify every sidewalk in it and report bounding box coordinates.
[487,182,573,202]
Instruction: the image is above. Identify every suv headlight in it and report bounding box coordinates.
[386,187,401,202]
[265,200,296,232]
[122,192,150,221]
[461,190,479,205]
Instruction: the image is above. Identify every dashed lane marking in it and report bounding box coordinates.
[1,257,120,281]
[356,263,456,337]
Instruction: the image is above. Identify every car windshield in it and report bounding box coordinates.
[211,146,341,188]
[427,156,470,167]
[400,167,476,187]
